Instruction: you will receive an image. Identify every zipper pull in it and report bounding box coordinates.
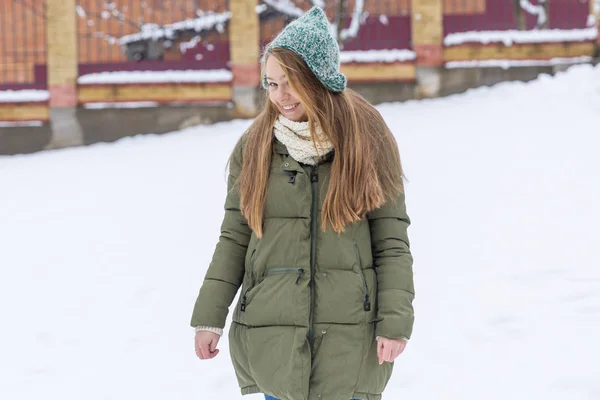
[310,166,318,183]
[296,268,304,284]
[364,294,371,311]
[241,295,247,312]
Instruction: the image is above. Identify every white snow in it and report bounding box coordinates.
[520,0,547,27]
[444,27,599,46]
[589,1,600,27]
[261,0,304,18]
[119,12,231,45]
[0,90,50,103]
[340,49,416,63]
[255,4,268,14]
[1,64,600,400]
[93,32,118,45]
[77,69,233,84]
[75,5,86,18]
[83,101,159,109]
[179,35,202,54]
[445,56,593,69]
[0,120,44,127]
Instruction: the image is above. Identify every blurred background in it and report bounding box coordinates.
[0,0,598,154]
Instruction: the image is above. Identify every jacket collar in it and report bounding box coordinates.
[273,139,289,155]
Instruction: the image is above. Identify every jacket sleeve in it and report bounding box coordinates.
[367,191,415,340]
[190,138,252,329]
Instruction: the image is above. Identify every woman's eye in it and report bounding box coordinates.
[268,82,277,88]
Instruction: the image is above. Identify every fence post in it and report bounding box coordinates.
[45,0,83,149]
[229,0,261,117]
[411,0,444,97]
[592,0,600,46]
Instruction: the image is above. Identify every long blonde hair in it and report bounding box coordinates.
[236,47,404,237]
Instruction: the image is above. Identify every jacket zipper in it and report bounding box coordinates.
[240,249,257,312]
[265,267,304,284]
[308,165,318,344]
[354,244,371,312]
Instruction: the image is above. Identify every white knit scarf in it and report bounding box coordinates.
[273,115,333,165]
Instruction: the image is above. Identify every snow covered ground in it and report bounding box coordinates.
[1,64,599,399]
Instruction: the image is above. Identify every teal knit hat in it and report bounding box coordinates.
[262,6,347,93]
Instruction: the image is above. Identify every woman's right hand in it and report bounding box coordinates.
[195,330,221,360]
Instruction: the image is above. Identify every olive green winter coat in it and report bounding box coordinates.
[191,137,414,400]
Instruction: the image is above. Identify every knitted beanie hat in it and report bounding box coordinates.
[262,6,347,93]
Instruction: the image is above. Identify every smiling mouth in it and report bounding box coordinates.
[281,103,300,111]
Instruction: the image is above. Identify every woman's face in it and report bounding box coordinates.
[265,55,308,122]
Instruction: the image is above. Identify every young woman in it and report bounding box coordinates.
[191,7,414,400]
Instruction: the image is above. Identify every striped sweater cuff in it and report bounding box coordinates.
[194,326,224,336]
[376,336,408,342]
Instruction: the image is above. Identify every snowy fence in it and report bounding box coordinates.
[75,0,231,74]
[1,0,598,91]
[0,0,599,127]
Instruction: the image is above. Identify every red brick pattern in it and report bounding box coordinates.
[231,64,260,87]
[49,83,78,107]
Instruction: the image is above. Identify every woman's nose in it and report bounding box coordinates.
[275,86,289,101]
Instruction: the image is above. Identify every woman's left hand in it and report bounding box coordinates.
[376,337,407,364]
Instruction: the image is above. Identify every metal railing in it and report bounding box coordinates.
[0,0,47,90]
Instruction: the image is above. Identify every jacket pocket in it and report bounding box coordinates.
[243,266,307,327]
[354,244,371,312]
[240,249,257,312]
[265,267,305,284]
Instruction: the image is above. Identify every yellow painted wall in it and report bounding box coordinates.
[0,103,50,121]
[341,63,416,82]
[78,83,232,103]
[444,42,596,61]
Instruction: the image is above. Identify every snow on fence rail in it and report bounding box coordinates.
[445,56,594,69]
[0,90,50,103]
[445,27,599,46]
[77,69,233,85]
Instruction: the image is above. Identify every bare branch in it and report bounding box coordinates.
[520,0,547,29]
[340,0,365,41]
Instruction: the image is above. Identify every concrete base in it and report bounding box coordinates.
[78,103,236,146]
[439,66,555,97]
[233,86,263,117]
[0,103,235,155]
[415,67,443,98]
[0,125,53,156]
[46,108,85,150]
[350,82,416,105]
